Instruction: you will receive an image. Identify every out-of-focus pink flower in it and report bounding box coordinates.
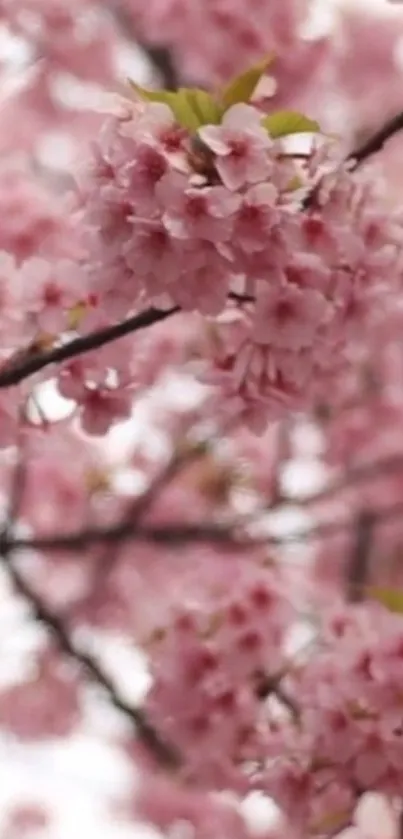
[0,649,80,740]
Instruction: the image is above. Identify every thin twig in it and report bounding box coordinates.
[139,44,179,90]
[254,671,299,719]
[0,306,178,389]
[3,520,240,553]
[346,511,375,603]
[110,4,179,90]
[0,452,179,768]
[228,291,255,305]
[0,549,179,766]
[72,438,211,619]
[304,108,403,210]
[4,498,403,554]
[349,110,403,169]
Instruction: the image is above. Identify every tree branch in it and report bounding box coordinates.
[254,671,299,719]
[0,454,180,769]
[346,511,375,602]
[1,547,179,766]
[72,438,211,619]
[4,498,403,554]
[1,108,402,392]
[5,520,241,553]
[139,44,179,90]
[349,110,403,169]
[304,108,403,210]
[0,306,178,389]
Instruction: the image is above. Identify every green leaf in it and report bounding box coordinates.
[286,174,304,192]
[220,54,275,109]
[128,81,222,130]
[311,810,351,834]
[67,302,87,330]
[367,586,403,614]
[261,110,320,138]
[181,88,223,126]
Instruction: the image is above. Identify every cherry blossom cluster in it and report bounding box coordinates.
[138,596,403,836]
[75,94,403,429]
[262,603,403,832]
[1,3,403,838]
[144,564,294,790]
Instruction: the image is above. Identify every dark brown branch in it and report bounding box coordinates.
[346,511,375,603]
[0,306,178,389]
[0,545,179,767]
[109,2,179,91]
[73,438,211,619]
[228,291,255,305]
[0,450,180,769]
[140,44,179,90]
[4,521,240,553]
[304,109,403,210]
[349,110,403,169]
[254,671,299,719]
[4,498,403,554]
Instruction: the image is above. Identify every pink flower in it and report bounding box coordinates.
[118,141,168,211]
[144,564,293,790]
[234,183,279,253]
[122,219,181,299]
[198,104,273,190]
[254,282,331,350]
[0,649,80,740]
[4,804,49,838]
[170,241,231,314]
[127,102,177,141]
[0,251,23,346]
[20,257,88,335]
[80,385,133,436]
[157,171,241,242]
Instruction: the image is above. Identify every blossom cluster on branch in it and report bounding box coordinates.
[2,1,403,838]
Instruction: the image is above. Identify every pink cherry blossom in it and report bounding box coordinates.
[157,171,241,241]
[199,104,273,191]
[253,283,331,351]
[20,257,88,336]
[0,649,80,740]
[234,183,279,252]
[1,5,403,836]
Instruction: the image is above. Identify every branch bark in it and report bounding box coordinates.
[0,306,178,389]
[3,499,402,554]
[346,511,375,602]
[0,454,180,769]
[349,110,403,169]
[1,547,179,767]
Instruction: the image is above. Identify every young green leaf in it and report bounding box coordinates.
[220,55,275,109]
[366,586,403,614]
[262,110,320,138]
[128,81,222,130]
[181,88,223,126]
